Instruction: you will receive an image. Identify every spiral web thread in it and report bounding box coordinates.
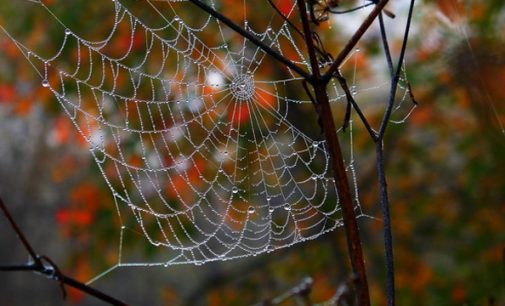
[1,0,415,280]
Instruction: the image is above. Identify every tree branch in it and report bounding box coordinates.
[375,2,416,306]
[0,197,129,306]
[323,0,390,81]
[296,1,370,304]
[187,0,312,80]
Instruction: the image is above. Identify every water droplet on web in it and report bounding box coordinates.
[65,28,72,35]
[266,26,272,32]
[232,187,238,194]
[311,174,317,180]
[284,204,291,211]
[355,47,361,52]
[312,142,318,148]
[268,207,275,213]
[218,169,223,173]
[266,197,271,202]
[248,206,255,214]
[42,80,49,87]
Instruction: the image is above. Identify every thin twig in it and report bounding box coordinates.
[0,197,129,306]
[266,0,304,38]
[321,274,357,306]
[258,277,313,306]
[323,0,390,81]
[333,71,377,140]
[375,1,416,306]
[187,0,311,80]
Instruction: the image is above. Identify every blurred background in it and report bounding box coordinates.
[0,0,504,305]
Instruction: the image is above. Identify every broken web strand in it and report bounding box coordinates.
[0,0,414,284]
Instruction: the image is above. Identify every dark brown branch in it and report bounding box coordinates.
[296,1,370,304]
[323,0,390,81]
[0,197,129,306]
[296,0,321,78]
[187,0,312,80]
[313,82,370,306]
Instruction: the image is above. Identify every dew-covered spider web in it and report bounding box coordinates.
[0,0,416,280]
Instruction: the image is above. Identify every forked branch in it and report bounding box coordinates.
[0,197,129,306]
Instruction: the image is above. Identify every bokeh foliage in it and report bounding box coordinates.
[0,0,504,305]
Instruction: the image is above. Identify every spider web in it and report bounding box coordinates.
[1,0,415,280]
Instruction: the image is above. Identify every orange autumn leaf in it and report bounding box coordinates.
[69,183,102,210]
[225,201,248,231]
[276,0,295,17]
[229,103,250,126]
[436,0,464,22]
[56,209,93,227]
[255,86,276,109]
[14,99,32,116]
[53,116,72,144]
[0,83,15,103]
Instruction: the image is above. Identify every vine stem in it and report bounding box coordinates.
[0,197,129,306]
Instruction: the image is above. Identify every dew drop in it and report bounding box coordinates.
[268,207,275,213]
[65,28,72,35]
[232,187,238,194]
[311,174,317,180]
[248,206,256,214]
[42,80,49,87]
[284,204,291,211]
